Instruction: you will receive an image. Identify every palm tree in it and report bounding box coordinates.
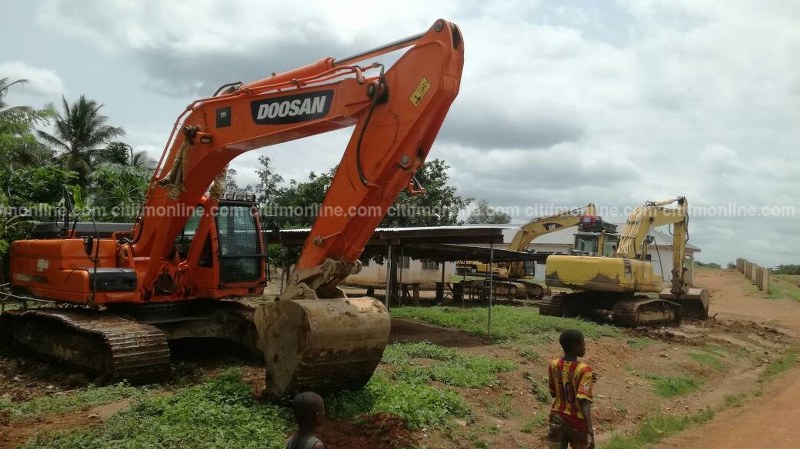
[0,78,27,109]
[0,78,53,173]
[37,95,125,189]
[130,150,157,172]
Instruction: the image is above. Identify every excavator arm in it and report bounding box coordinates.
[506,204,597,279]
[132,19,463,301]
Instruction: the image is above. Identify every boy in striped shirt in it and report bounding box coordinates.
[547,329,595,449]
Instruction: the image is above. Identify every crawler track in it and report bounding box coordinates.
[537,293,682,327]
[1,308,170,383]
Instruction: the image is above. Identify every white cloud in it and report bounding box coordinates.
[0,61,66,101]
[22,0,800,265]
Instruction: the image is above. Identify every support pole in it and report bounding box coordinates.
[385,244,393,309]
[488,243,494,339]
[462,253,467,308]
[398,246,405,306]
[440,261,446,301]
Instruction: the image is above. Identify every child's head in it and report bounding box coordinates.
[292,391,325,429]
[559,329,585,357]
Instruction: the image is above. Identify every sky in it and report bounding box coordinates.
[2,0,798,267]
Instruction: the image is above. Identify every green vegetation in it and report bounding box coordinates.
[382,342,516,388]
[516,347,542,362]
[772,265,800,275]
[326,373,469,429]
[520,413,547,433]
[23,369,290,449]
[693,261,722,269]
[0,383,140,423]
[522,372,551,403]
[391,305,621,340]
[626,337,655,350]
[600,409,714,449]
[687,351,726,371]
[724,393,747,408]
[767,275,800,302]
[487,393,516,418]
[642,373,702,398]
[761,349,797,380]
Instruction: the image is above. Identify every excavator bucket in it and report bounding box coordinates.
[254,297,390,398]
[659,287,710,320]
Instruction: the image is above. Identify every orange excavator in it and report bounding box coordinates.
[1,19,464,397]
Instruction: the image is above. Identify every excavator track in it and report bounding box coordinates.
[538,296,566,317]
[537,293,681,327]
[611,297,681,327]
[1,308,171,383]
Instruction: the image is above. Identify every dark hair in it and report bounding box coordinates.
[292,391,323,426]
[559,329,584,353]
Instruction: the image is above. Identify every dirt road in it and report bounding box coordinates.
[656,269,800,449]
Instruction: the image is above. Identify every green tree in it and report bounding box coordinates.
[130,150,157,171]
[254,155,284,206]
[0,78,54,182]
[773,264,800,275]
[37,95,125,189]
[88,163,150,222]
[466,199,511,224]
[0,77,27,110]
[96,140,132,165]
[7,165,77,210]
[271,167,336,227]
[381,159,472,227]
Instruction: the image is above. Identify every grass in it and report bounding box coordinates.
[391,305,621,341]
[520,413,547,433]
[600,408,714,449]
[767,275,800,302]
[522,371,551,403]
[760,349,797,381]
[0,383,141,423]
[516,347,542,363]
[642,373,702,398]
[687,351,726,371]
[626,337,655,350]
[723,393,747,408]
[382,342,516,388]
[487,393,516,419]
[326,373,470,430]
[23,368,290,449]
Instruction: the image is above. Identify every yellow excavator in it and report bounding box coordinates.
[542,197,709,326]
[456,204,598,299]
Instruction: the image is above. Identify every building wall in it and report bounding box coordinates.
[345,258,456,286]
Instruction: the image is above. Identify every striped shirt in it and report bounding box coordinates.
[548,358,593,431]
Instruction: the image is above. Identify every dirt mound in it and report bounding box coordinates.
[317,413,415,449]
[0,398,132,448]
[390,318,487,348]
[627,317,792,350]
[0,353,90,403]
